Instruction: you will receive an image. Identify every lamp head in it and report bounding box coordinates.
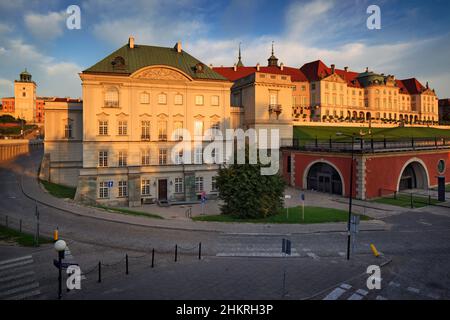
[54,239,67,252]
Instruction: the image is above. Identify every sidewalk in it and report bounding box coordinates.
[18,154,389,235]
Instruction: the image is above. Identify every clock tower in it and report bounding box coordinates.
[14,69,37,123]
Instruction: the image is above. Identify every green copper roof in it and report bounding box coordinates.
[356,71,385,87]
[83,43,227,81]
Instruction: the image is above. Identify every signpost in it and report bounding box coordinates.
[284,195,291,220]
[281,238,291,297]
[350,214,360,253]
[300,192,305,221]
[200,191,207,215]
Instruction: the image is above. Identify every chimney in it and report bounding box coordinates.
[280,62,284,71]
[365,67,369,72]
[344,66,348,72]
[209,64,213,68]
[256,63,260,71]
[331,64,335,73]
[128,36,135,49]
[175,41,182,53]
[233,63,237,71]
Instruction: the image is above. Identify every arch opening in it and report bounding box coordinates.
[399,161,429,190]
[306,162,343,195]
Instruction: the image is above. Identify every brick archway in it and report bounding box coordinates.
[303,159,345,196]
[396,158,430,191]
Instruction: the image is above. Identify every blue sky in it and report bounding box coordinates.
[0,0,449,99]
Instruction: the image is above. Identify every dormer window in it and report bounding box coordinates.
[111,56,126,70]
[194,63,204,73]
[104,87,119,108]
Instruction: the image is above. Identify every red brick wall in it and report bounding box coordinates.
[365,152,450,198]
[283,152,357,197]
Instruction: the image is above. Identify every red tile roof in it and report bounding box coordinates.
[399,78,425,95]
[299,60,362,87]
[213,65,308,82]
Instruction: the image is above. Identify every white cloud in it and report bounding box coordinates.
[0,23,12,34]
[0,39,82,98]
[0,79,14,98]
[24,11,66,40]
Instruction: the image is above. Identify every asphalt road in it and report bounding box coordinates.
[1,149,450,300]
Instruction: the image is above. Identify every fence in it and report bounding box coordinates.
[378,188,449,209]
[283,137,450,153]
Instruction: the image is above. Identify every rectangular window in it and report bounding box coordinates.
[64,124,72,139]
[194,147,203,164]
[269,92,278,105]
[173,121,183,141]
[140,92,150,104]
[141,121,150,140]
[99,120,108,135]
[159,149,167,165]
[158,121,167,141]
[158,93,167,104]
[175,150,183,165]
[211,176,218,191]
[141,179,150,195]
[195,95,204,106]
[211,95,219,106]
[118,120,128,135]
[118,151,128,167]
[98,151,108,167]
[174,94,183,105]
[195,176,204,192]
[194,120,203,138]
[118,180,127,197]
[141,149,150,166]
[99,182,109,199]
[175,178,183,193]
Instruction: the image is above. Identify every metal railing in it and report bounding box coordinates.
[283,137,450,153]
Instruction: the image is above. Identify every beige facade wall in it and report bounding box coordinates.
[43,101,83,187]
[76,66,233,206]
[14,81,36,122]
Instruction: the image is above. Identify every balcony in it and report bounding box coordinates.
[268,104,282,119]
[104,101,119,108]
[141,135,150,141]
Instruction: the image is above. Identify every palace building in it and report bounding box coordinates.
[214,46,439,126]
[41,38,446,207]
[43,38,235,206]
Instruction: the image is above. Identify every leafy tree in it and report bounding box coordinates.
[215,146,285,219]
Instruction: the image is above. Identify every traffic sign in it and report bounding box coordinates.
[301,193,305,201]
[282,238,291,255]
[53,259,79,269]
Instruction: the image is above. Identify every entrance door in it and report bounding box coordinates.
[158,179,168,200]
[318,174,331,193]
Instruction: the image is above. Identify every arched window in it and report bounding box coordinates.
[104,87,119,108]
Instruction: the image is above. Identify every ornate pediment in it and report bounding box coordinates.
[133,67,190,81]
[323,73,346,83]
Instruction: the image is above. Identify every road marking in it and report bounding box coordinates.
[407,287,420,294]
[0,255,33,266]
[323,287,347,300]
[388,281,400,288]
[356,289,368,296]
[340,283,352,290]
[347,293,364,300]
[338,252,346,257]
[0,259,33,272]
[0,271,35,283]
[306,252,319,260]
[376,295,388,300]
[426,292,440,300]
[302,248,311,252]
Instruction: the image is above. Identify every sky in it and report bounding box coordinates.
[0,0,449,99]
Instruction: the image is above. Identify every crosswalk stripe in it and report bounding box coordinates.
[0,259,33,272]
[323,287,347,300]
[0,277,36,292]
[347,293,364,300]
[0,255,33,266]
[0,282,39,298]
[0,271,35,283]
[6,289,41,301]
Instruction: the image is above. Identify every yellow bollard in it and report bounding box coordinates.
[370,244,380,257]
[53,228,59,242]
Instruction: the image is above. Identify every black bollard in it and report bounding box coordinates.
[126,254,129,275]
[175,244,178,262]
[98,262,102,283]
[198,242,202,260]
[151,248,155,268]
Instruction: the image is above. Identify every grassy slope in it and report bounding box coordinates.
[193,206,370,224]
[0,225,52,246]
[371,194,440,208]
[40,180,76,199]
[294,126,450,140]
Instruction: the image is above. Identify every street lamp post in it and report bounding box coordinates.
[54,239,67,300]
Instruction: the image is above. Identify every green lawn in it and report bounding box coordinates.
[192,206,370,224]
[0,225,51,247]
[40,180,76,199]
[94,204,164,220]
[294,126,450,141]
[372,194,440,208]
